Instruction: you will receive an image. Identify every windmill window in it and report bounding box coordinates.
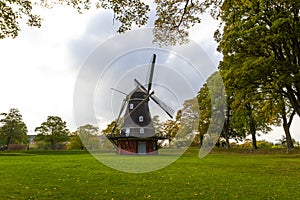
[139,116,144,122]
[140,128,144,134]
[129,103,134,110]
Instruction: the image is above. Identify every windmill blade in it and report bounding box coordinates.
[147,54,156,93]
[111,98,127,135]
[135,78,175,118]
[111,88,128,96]
[150,95,175,119]
[134,79,148,92]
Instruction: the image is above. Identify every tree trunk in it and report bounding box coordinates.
[251,133,258,150]
[284,125,294,151]
[282,109,296,151]
[224,107,231,149]
[286,86,300,117]
[51,137,55,150]
[6,128,13,149]
[6,135,11,150]
[223,121,231,149]
[199,135,204,147]
[250,117,257,150]
[246,103,257,150]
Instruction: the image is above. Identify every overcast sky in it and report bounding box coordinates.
[0,5,299,143]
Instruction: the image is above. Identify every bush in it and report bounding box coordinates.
[257,141,273,148]
[239,142,252,148]
[33,142,67,150]
[8,144,27,150]
[237,140,274,148]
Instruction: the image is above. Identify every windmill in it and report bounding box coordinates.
[107,54,175,155]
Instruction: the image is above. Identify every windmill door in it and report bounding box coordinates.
[138,141,147,154]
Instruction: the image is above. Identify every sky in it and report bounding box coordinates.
[0,5,299,143]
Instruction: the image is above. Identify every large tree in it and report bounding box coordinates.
[197,74,250,149]
[34,116,70,150]
[160,110,181,140]
[68,124,99,150]
[0,108,28,148]
[217,0,300,116]
[197,83,211,147]
[216,0,299,148]
[172,98,199,147]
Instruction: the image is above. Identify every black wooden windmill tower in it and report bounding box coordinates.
[107,54,175,155]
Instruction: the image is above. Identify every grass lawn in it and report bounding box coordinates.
[0,148,300,199]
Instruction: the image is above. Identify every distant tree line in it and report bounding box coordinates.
[0,108,104,150]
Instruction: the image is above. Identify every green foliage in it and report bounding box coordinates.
[197,83,211,144]
[239,140,274,149]
[170,98,198,148]
[212,0,300,149]
[101,120,119,135]
[0,0,149,39]
[0,0,42,39]
[34,116,70,150]
[152,115,161,133]
[66,133,83,150]
[153,0,202,46]
[156,111,181,140]
[217,0,300,116]
[68,124,101,150]
[257,140,274,148]
[0,0,224,45]
[99,0,149,33]
[0,108,28,148]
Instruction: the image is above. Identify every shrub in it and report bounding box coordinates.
[239,142,252,148]
[8,144,27,150]
[257,141,273,148]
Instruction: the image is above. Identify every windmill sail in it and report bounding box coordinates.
[151,95,175,119]
[134,79,175,118]
[111,98,127,135]
[147,54,156,93]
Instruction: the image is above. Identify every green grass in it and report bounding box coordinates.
[0,148,300,199]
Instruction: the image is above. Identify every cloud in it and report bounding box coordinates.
[67,10,119,69]
[0,6,101,132]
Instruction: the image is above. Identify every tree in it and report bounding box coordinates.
[67,124,99,150]
[101,120,120,136]
[1,0,223,45]
[197,83,211,147]
[277,135,297,148]
[160,110,181,140]
[0,0,149,39]
[216,0,300,148]
[197,72,231,149]
[226,90,277,150]
[152,115,162,134]
[217,0,300,116]
[173,98,199,147]
[0,0,41,39]
[67,132,84,150]
[269,93,296,150]
[153,0,202,46]
[34,116,70,150]
[0,108,28,148]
